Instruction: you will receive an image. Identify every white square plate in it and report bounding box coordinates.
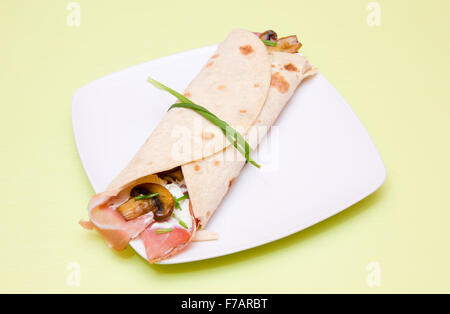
[72,45,386,264]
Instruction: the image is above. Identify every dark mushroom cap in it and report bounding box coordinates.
[130,183,175,221]
[259,30,278,41]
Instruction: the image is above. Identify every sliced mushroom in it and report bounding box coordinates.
[160,167,184,183]
[259,30,278,41]
[117,183,174,222]
[267,35,302,53]
[117,197,157,221]
[143,183,175,221]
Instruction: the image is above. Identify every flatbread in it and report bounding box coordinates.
[182,52,317,227]
[107,29,271,190]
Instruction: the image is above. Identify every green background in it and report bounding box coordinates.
[1,0,449,293]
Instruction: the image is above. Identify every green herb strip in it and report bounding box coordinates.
[173,213,189,229]
[175,194,189,202]
[174,193,189,211]
[155,228,173,234]
[134,193,159,201]
[147,78,260,168]
[171,103,259,167]
[262,39,277,47]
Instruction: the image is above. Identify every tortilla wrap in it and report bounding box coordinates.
[107,29,271,190]
[81,29,316,261]
[183,52,317,228]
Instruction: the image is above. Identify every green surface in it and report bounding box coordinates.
[1,0,449,293]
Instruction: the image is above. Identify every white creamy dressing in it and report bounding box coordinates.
[168,182,192,228]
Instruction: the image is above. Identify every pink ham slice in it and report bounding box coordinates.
[140,200,197,262]
[80,192,196,261]
[140,226,192,263]
[79,192,154,251]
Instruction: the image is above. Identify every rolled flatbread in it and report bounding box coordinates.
[80,29,316,263]
[107,29,272,189]
[183,52,317,228]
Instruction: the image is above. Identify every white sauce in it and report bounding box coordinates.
[166,182,191,228]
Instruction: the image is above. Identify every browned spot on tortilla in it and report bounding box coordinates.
[183,92,191,97]
[228,178,236,188]
[206,210,211,217]
[239,45,254,55]
[270,72,290,94]
[211,54,219,59]
[239,109,247,114]
[254,83,260,88]
[257,119,262,123]
[194,164,200,172]
[214,160,220,166]
[271,65,275,68]
[147,161,153,166]
[217,85,227,91]
[202,132,215,140]
[206,61,214,67]
[284,63,299,72]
